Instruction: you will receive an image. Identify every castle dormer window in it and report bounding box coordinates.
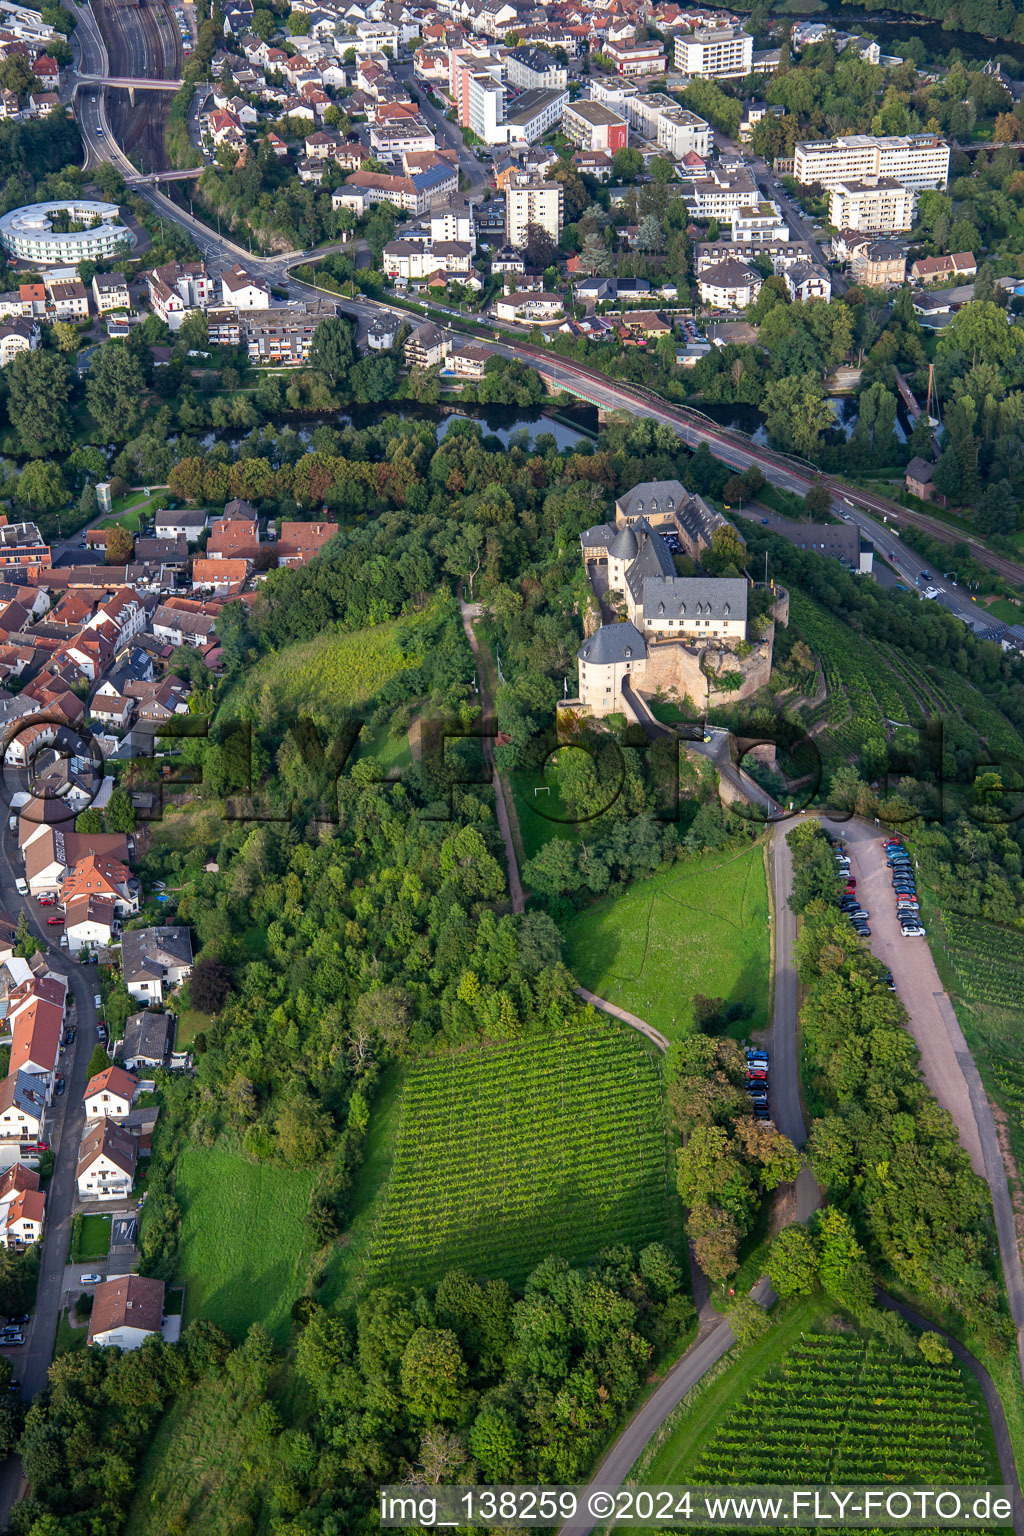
[658,602,665,614]
[679,602,686,614]
[651,499,658,510]
[668,496,674,508]
[624,647,631,657]
[637,501,644,512]
[723,603,730,615]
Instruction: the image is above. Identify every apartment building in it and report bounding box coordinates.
[828,178,916,232]
[506,45,567,91]
[467,68,505,142]
[731,202,789,242]
[243,303,335,364]
[562,100,628,154]
[505,177,564,247]
[505,87,568,142]
[656,106,712,160]
[689,162,759,219]
[793,134,949,190]
[672,25,753,78]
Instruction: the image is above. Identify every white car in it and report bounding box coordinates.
[93,994,102,1008]
[14,879,26,896]
[79,1273,102,1286]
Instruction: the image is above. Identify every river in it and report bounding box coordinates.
[191,402,598,455]
[817,6,1024,63]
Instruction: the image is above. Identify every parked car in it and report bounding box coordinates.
[96,1025,107,1042]
[38,896,55,907]
[5,1315,27,1326]
[79,1274,102,1286]
[46,915,63,926]
[93,995,102,1008]
[55,1077,65,1097]
[14,879,26,896]
[0,1335,24,1348]
[745,1049,768,1063]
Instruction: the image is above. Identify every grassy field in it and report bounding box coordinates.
[222,617,424,722]
[173,1144,316,1345]
[563,843,770,1041]
[126,1359,281,1536]
[324,1022,674,1298]
[634,1300,996,1491]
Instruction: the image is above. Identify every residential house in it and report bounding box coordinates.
[698,258,762,309]
[850,237,906,288]
[119,1010,174,1071]
[91,272,131,314]
[83,1065,139,1124]
[910,251,977,284]
[784,261,831,302]
[76,1119,137,1201]
[150,602,217,649]
[0,1071,45,1142]
[404,322,449,368]
[905,456,936,499]
[493,290,563,322]
[276,521,338,568]
[155,510,208,543]
[87,1274,165,1349]
[121,927,193,1005]
[63,893,117,955]
[206,518,260,561]
[0,1163,43,1248]
[192,557,249,594]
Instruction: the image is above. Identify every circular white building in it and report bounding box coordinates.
[0,200,132,264]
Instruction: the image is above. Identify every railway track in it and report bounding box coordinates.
[92,0,181,172]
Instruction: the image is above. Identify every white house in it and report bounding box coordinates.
[0,1072,45,1142]
[76,1119,137,1201]
[88,1274,165,1350]
[83,1065,139,1124]
[121,926,193,1004]
[698,258,762,309]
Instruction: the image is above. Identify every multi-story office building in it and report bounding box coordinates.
[505,177,563,247]
[672,25,753,79]
[793,134,949,190]
[828,177,917,232]
[467,69,505,142]
[505,87,568,142]
[604,40,665,75]
[731,201,789,242]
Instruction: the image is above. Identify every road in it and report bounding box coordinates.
[751,498,989,634]
[0,798,102,1527]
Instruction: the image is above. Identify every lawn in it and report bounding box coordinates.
[174,1008,211,1050]
[983,597,1024,624]
[324,1021,674,1298]
[172,1144,316,1345]
[68,1212,111,1264]
[634,1301,997,1489]
[356,717,412,775]
[54,1308,88,1360]
[563,842,770,1041]
[222,617,424,722]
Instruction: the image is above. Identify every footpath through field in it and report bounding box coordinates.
[458,596,524,915]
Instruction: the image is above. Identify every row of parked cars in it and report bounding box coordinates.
[886,839,926,937]
[746,1048,770,1120]
[834,843,871,937]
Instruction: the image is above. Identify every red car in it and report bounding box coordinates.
[38,896,55,907]
[46,915,63,926]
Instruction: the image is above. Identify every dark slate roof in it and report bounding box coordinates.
[642,576,749,621]
[625,519,677,605]
[616,480,686,521]
[580,521,617,550]
[906,456,935,483]
[578,620,647,665]
[675,493,742,550]
[608,524,639,560]
[121,1010,173,1063]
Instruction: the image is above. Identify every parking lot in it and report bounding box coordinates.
[820,816,987,1175]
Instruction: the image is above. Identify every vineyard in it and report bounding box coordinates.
[941,914,1024,1015]
[690,1333,995,1484]
[790,595,922,763]
[366,1020,673,1286]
